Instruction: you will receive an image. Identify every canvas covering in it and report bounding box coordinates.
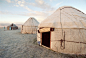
[37,6,86,54]
[38,6,86,28]
[21,17,39,34]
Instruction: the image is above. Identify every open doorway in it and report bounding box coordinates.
[42,32,50,48]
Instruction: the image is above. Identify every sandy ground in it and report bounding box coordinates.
[0,27,86,58]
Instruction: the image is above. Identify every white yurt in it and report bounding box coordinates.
[37,6,86,54]
[21,17,39,34]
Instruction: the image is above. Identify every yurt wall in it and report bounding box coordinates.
[38,28,86,54]
[22,26,38,34]
[50,28,86,54]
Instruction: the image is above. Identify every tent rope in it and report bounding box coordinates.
[51,39,86,44]
[32,18,33,34]
[60,8,63,38]
[60,8,65,49]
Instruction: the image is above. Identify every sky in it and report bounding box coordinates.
[0,0,86,24]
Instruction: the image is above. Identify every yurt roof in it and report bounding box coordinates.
[8,23,18,27]
[23,17,39,26]
[38,6,86,28]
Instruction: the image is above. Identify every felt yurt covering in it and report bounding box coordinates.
[7,23,18,30]
[21,17,39,34]
[37,6,86,54]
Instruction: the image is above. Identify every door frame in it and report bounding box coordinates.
[41,31,51,49]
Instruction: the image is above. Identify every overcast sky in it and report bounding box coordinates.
[0,0,86,24]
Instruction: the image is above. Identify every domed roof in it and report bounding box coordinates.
[23,17,39,26]
[38,6,86,28]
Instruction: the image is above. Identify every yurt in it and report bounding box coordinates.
[37,6,86,54]
[21,17,39,34]
[7,23,18,30]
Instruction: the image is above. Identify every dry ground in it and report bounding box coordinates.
[0,27,86,58]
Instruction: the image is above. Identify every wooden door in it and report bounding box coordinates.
[42,32,50,48]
